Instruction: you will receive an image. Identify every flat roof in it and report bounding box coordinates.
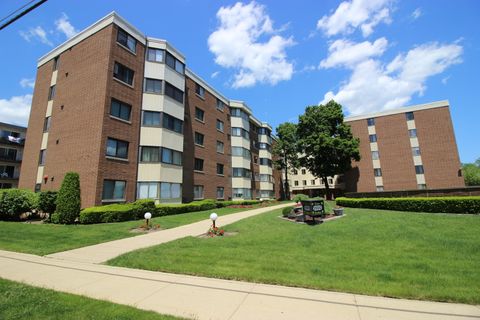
[345,100,450,122]
[0,122,27,131]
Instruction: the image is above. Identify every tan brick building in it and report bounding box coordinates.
[290,101,464,196]
[19,12,279,207]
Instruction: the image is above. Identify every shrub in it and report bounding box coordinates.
[156,199,217,216]
[0,189,38,221]
[292,194,309,203]
[282,206,293,217]
[79,199,156,224]
[52,172,81,224]
[216,200,262,208]
[132,199,156,219]
[38,191,57,214]
[336,196,480,214]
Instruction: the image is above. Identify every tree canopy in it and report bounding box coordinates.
[463,158,480,186]
[272,122,299,199]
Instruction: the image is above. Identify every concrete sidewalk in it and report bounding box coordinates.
[1,250,479,320]
[47,202,294,264]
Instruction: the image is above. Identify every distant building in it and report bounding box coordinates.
[19,12,280,207]
[0,122,26,189]
[289,101,464,196]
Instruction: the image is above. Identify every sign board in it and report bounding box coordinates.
[301,199,325,216]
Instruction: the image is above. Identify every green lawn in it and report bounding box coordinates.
[108,207,480,304]
[0,206,251,256]
[0,278,183,320]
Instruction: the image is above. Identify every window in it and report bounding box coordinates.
[113,62,134,85]
[0,148,17,161]
[0,166,14,178]
[294,181,299,186]
[217,163,224,175]
[144,78,162,93]
[43,117,51,132]
[371,151,380,160]
[216,119,224,132]
[110,99,131,121]
[232,168,252,178]
[163,113,183,133]
[165,52,184,74]
[106,138,128,159]
[293,169,298,175]
[369,134,377,143]
[160,182,182,201]
[412,147,421,156]
[231,127,249,140]
[374,168,382,177]
[231,147,250,159]
[195,83,205,98]
[53,56,59,71]
[117,28,136,53]
[259,158,272,167]
[233,188,252,199]
[161,148,182,165]
[409,129,417,138]
[194,132,204,146]
[260,190,274,198]
[164,82,184,103]
[142,111,161,126]
[216,187,224,199]
[102,180,126,201]
[194,158,204,171]
[48,85,56,100]
[311,180,316,185]
[415,165,424,174]
[194,185,204,200]
[328,178,333,184]
[376,186,384,192]
[39,149,46,165]
[405,112,414,121]
[417,184,427,190]
[260,174,272,182]
[230,108,250,121]
[140,146,160,162]
[34,183,41,192]
[303,180,307,186]
[195,107,205,122]
[301,169,306,175]
[216,141,224,153]
[258,143,271,152]
[367,118,375,126]
[258,127,271,136]
[147,48,164,62]
[216,99,225,111]
[137,182,158,199]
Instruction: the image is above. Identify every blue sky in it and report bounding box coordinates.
[0,0,478,163]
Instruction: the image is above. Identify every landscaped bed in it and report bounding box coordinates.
[0,278,183,320]
[108,206,480,304]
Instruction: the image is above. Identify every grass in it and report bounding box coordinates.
[108,206,480,304]
[0,278,183,320]
[0,206,253,256]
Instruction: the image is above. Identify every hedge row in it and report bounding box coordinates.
[336,196,480,214]
[79,199,263,224]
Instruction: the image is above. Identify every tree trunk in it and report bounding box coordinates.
[284,158,290,200]
[322,176,330,200]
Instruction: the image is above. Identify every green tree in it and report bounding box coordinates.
[297,100,360,199]
[463,158,480,186]
[272,122,299,200]
[51,172,81,224]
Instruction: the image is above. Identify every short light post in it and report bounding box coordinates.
[144,212,152,229]
[210,212,218,228]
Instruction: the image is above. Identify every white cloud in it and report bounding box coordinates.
[441,76,450,85]
[321,42,463,115]
[0,94,32,126]
[317,0,393,37]
[19,26,53,46]
[412,8,422,20]
[211,71,220,79]
[208,1,295,88]
[320,37,388,68]
[55,13,77,39]
[20,78,35,89]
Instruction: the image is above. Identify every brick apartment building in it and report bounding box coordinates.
[0,122,26,189]
[290,100,465,196]
[19,12,279,207]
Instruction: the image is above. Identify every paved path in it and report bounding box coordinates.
[1,250,479,320]
[47,203,294,264]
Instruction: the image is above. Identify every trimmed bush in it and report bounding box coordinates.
[292,194,309,203]
[38,191,57,214]
[52,172,81,224]
[156,199,217,216]
[282,206,293,217]
[336,196,480,214]
[0,189,38,221]
[79,199,156,224]
[216,200,262,208]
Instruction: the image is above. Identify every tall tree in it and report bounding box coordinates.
[297,100,360,199]
[273,122,299,200]
[462,158,480,186]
